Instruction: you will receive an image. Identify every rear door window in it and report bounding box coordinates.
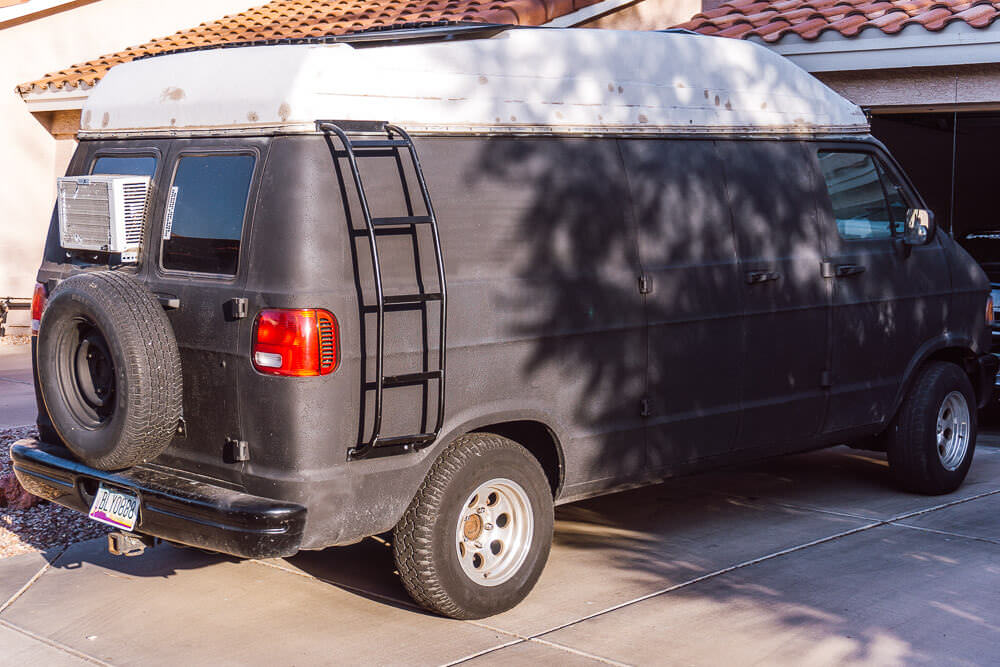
[91,156,157,177]
[818,151,897,241]
[161,154,255,275]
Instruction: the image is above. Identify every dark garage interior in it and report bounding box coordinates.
[872,112,1000,242]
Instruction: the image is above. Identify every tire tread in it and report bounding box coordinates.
[393,433,549,619]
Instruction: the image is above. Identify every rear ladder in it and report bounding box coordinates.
[317,121,447,459]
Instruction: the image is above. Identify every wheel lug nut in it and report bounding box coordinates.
[485,523,493,530]
[476,507,485,514]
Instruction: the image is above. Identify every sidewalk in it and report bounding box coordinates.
[1,439,998,665]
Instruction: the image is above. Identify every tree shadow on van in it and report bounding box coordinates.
[455,134,828,490]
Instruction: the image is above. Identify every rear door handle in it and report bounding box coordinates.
[822,262,866,278]
[154,293,180,310]
[745,270,780,285]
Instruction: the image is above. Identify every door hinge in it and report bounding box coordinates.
[638,275,652,295]
[821,370,832,388]
[226,297,249,320]
[821,261,835,279]
[225,438,250,463]
[640,398,651,417]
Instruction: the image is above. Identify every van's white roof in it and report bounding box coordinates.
[80,27,868,137]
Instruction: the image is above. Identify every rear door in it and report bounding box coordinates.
[717,140,830,450]
[141,141,265,484]
[807,143,950,432]
[620,139,743,467]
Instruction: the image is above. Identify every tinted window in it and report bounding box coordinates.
[162,154,255,275]
[92,156,157,177]
[818,152,894,241]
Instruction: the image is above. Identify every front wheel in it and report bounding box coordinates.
[393,433,554,619]
[887,361,977,495]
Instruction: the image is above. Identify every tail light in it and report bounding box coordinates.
[252,308,338,376]
[30,283,47,335]
[988,296,995,326]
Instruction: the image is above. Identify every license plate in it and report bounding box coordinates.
[88,485,140,531]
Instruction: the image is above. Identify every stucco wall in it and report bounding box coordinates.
[818,64,1000,111]
[579,0,700,31]
[0,0,260,302]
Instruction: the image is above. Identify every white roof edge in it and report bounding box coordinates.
[77,123,870,140]
[755,21,1000,72]
[80,28,869,136]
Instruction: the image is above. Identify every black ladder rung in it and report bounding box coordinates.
[372,215,433,227]
[383,370,443,387]
[383,292,443,305]
[374,433,437,448]
[350,139,410,149]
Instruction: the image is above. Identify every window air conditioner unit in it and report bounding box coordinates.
[57,175,151,263]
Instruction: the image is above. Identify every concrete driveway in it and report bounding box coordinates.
[1,434,998,666]
[0,345,33,429]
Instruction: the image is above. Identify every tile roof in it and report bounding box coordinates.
[675,0,1000,43]
[18,0,598,95]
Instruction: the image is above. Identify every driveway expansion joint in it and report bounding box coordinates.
[522,487,1000,644]
[0,546,65,615]
[0,618,112,666]
[890,522,1000,546]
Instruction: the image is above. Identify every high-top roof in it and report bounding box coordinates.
[79,27,869,137]
[17,0,597,96]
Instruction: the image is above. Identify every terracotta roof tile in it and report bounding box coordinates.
[19,0,598,95]
[718,20,756,35]
[674,0,1000,42]
[743,9,781,24]
[954,2,997,25]
[822,10,870,33]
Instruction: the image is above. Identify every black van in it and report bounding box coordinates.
[12,26,998,618]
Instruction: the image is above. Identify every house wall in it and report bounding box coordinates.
[579,0,700,30]
[817,64,1000,111]
[0,0,260,306]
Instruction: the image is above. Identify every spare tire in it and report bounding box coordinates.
[36,271,182,470]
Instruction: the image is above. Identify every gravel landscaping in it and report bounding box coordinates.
[0,426,108,559]
[0,336,30,346]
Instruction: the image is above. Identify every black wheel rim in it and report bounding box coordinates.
[56,317,117,428]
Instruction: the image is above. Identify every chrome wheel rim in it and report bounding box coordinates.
[455,478,533,587]
[936,390,970,471]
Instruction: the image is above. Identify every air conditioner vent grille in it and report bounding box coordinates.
[121,181,150,246]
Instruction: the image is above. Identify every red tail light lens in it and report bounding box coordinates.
[30,282,47,335]
[988,296,995,325]
[252,309,338,376]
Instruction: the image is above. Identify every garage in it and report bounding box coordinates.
[873,111,1000,250]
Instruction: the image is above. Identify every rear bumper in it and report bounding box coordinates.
[11,439,306,559]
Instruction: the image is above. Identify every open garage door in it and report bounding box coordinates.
[871,112,1000,245]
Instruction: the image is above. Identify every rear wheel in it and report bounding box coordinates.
[393,433,553,619]
[887,361,976,495]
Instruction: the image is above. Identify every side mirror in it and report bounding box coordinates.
[904,208,934,245]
